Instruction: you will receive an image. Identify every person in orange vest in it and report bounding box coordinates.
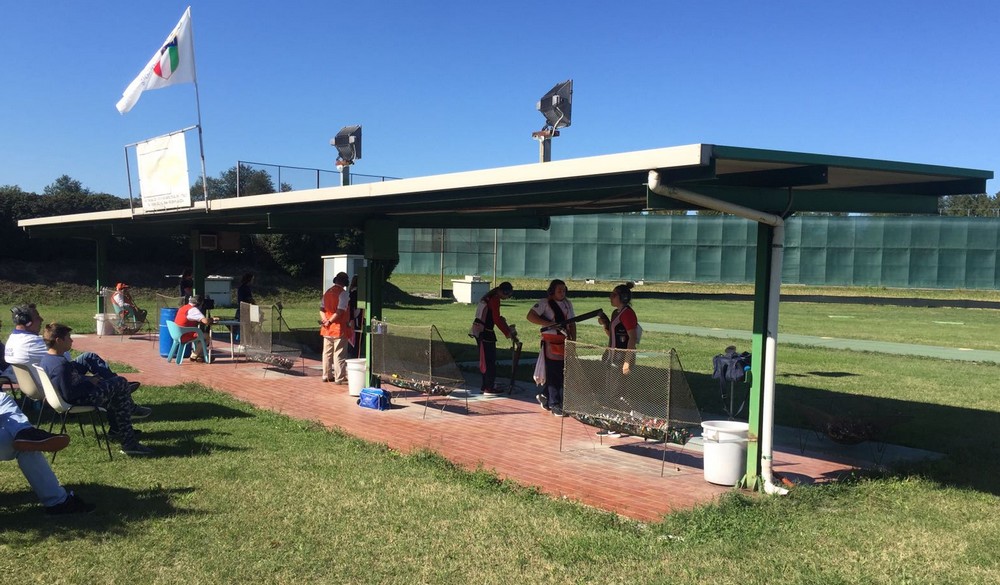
[319,272,353,384]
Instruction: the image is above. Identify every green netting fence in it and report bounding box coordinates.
[397,215,1000,289]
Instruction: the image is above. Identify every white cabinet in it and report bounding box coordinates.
[452,276,490,304]
[204,275,234,308]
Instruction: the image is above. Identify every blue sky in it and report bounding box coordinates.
[2,1,998,197]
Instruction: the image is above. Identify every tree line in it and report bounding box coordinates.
[0,165,363,281]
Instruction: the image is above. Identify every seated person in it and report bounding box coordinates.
[175,295,217,363]
[112,282,147,323]
[39,323,154,457]
[1,392,94,514]
[6,303,138,388]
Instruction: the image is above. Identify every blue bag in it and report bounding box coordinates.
[358,387,392,411]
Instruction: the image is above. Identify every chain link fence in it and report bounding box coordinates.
[370,318,466,415]
[563,341,701,445]
[240,302,300,370]
[99,287,149,336]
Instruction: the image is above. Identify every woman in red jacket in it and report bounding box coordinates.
[470,281,515,394]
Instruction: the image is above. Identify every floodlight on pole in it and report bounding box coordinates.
[531,79,572,163]
[330,125,362,186]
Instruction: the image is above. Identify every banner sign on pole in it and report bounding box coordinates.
[137,131,191,211]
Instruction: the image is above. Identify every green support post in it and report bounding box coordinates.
[742,223,775,491]
[363,260,386,388]
[363,218,399,388]
[192,246,206,299]
[95,237,109,315]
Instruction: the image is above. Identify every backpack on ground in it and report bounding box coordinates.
[358,387,392,411]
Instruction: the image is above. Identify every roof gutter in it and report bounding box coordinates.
[647,170,788,496]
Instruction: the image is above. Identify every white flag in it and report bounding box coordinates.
[116,7,197,114]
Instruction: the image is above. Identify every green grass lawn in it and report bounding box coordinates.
[3,384,999,584]
[4,276,1000,583]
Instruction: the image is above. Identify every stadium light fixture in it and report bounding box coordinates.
[331,125,362,166]
[537,79,573,130]
[531,80,572,163]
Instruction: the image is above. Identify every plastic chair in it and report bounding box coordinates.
[10,364,49,425]
[166,321,212,364]
[30,364,113,462]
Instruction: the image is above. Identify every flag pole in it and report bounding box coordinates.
[194,82,209,213]
[188,7,210,213]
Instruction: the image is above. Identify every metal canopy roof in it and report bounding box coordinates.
[20,144,992,238]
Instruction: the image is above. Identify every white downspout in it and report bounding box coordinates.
[647,171,788,495]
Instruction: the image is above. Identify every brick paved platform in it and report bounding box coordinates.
[72,332,867,522]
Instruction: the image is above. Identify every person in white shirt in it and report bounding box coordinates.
[5,304,121,380]
[525,279,575,416]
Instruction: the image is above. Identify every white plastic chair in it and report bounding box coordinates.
[10,363,48,425]
[31,364,113,462]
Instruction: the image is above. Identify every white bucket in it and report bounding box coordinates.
[94,314,108,337]
[346,358,367,397]
[701,420,749,486]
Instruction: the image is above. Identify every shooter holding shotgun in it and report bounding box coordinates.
[525,279,576,416]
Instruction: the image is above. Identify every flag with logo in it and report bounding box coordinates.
[116,6,197,114]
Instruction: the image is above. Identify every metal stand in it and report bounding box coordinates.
[723,376,750,420]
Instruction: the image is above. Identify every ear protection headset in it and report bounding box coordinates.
[546,279,567,296]
[613,284,632,305]
[11,305,33,327]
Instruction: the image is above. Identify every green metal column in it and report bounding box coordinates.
[363,218,399,388]
[95,237,109,315]
[743,223,774,491]
[363,260,386,387]
[192,245,206,297]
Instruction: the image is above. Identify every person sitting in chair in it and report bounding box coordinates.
[112,282,147,325]
[174,295,217,363]
[1,392,95,514]
[6,303,132,383]
[39,323,154,457]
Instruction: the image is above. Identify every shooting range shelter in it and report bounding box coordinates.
[20,143,992,490]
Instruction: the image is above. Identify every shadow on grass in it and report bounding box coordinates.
[148,434,248,458]
[139,427,245,455]
[684,369,1000,495]
[145,401,254,422]
[1,483,199,539]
